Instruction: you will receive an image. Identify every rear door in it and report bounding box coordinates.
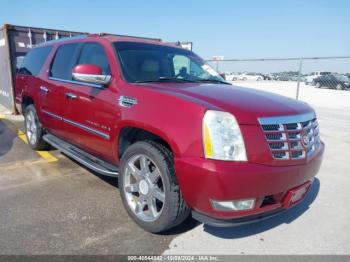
[60,42,117,162]
[16,46,57,128]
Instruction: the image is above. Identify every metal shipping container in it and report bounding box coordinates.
[0,24,85,113]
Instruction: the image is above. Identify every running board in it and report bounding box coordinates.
[43,134,119,177]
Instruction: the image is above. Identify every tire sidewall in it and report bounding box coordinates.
[119,142,179,233]
[24,105,43,149]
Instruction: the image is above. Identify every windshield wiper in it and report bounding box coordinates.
[135,77,196,83]
[194,79,231,85]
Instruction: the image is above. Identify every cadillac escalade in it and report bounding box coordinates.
[15,33,324,233]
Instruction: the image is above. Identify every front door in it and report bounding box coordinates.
[60,42,117,162]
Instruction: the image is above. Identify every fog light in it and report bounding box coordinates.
[211,199,255,211]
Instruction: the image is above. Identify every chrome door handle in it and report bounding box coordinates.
[65,92,77,99]
[40,86,49,93]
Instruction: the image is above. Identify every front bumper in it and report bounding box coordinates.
[175,143,324,221]
[192,207,286,227]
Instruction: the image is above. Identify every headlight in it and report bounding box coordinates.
[202,110,247,161]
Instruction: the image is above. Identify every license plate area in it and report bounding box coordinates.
[282,180,312,208]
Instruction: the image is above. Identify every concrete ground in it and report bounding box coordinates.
[0,81,349,255]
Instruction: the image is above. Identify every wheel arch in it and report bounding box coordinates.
[115,124,179,164]
[21,95,35,113]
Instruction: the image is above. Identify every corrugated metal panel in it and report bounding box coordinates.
[0,25,14,112]
[0,24,86,113]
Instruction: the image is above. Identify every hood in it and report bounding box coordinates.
[140,83,314,125]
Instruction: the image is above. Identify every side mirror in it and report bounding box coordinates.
[72,64,111,86]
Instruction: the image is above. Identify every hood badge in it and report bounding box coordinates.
[118,96,137,108]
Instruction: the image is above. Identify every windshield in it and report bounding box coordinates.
[114,42,226,84]
[334,75,350,82]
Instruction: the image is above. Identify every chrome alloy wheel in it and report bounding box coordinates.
[123,154,166,222]
[26,110,38,145]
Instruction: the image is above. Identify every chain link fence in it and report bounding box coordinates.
[207,56,350,99]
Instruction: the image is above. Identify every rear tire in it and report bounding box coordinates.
[315,82,321,88]
[119,141,189,233]
[24,104,48,150]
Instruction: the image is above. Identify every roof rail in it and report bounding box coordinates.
[92,33,161,42]
[41,34,87,45]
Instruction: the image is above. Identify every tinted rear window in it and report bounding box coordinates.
[50,43,80,80]
[18,46,52,76]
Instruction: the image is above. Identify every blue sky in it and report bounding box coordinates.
[1,0,349,72]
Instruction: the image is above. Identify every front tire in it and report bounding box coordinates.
[119,141,189,233]
[24,104,48,150]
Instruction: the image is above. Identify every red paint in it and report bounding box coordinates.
[73,64,102,75]
[15,34,324,221]
[282,180,313,208]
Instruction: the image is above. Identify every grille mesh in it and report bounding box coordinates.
[260,117,321,160]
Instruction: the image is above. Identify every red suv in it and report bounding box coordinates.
[15,34,324,233]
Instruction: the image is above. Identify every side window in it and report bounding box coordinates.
[189,61,205,77]
[78,43,110,75]
[50,43,80,80]
[173,54,209,78]
[173,55,190,75]
[18,46,52,76]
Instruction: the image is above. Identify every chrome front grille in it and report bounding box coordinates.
[259,112,321,160]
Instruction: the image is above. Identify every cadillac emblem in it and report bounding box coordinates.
[301,134,309,147]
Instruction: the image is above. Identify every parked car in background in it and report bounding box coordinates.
[314,74,350,90]
[239,72,263,81]
[305,71,331,85]
[225,72,240,81]
[260,73,273,80]
[275,74,292,81]
[291,75,306,82]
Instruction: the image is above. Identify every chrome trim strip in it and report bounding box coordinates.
[49,77,103,89]
[72,72,111,85]
[42,109,63,120]
[63,119,110,140]
[258,112,316,125]
[42,109,109,140]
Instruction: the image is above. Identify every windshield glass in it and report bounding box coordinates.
[114,42,226,84]
[334,74,350,82]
